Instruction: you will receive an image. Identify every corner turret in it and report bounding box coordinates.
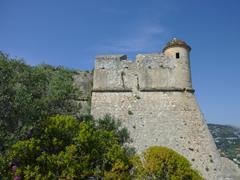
[163,38,193,89]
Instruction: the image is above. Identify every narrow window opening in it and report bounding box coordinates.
[176,52,180,59]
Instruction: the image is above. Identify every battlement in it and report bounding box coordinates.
[95,53,169,70]
[93,40,193,92]
[95,54,132,70]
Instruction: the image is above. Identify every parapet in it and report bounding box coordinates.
[93,39,193,92]
[136,53,164,61]
[96,54,127,61]
[95,54,132,70]
[136,53,173,69]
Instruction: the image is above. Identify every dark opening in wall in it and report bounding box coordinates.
[176,52,180,59]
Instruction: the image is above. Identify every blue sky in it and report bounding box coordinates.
[0,0,240,127]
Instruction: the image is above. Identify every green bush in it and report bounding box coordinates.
[1,115,132,179]
[132,146,204,180]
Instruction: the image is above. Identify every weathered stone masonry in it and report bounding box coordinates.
[90,39,236,179]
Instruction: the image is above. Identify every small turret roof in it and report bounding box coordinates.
[163,38,191,52]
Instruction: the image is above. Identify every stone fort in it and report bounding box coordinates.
[89,39,238,179]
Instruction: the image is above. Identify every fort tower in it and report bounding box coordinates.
[91,39,225,179]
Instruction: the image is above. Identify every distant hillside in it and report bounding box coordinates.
[208,124,240,166]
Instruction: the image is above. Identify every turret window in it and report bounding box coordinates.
[176,52,180,59]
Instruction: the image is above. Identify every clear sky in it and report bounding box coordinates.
[0,0,240,127]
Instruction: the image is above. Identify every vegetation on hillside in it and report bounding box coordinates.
[208,124,240,166]
[0,52,80,153]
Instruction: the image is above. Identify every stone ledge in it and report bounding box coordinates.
[92,88,195,93]
[92,89,132,92]
[140,87,195,93]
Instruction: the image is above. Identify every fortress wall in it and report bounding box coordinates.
[138,68,172,89]
[93,69,126,90]
[136,54,174,89]
[95,55,130,69]
[73,71,93,115]
[91,91,223,179]
[93,53,192,92]
[94,55,136,91]
[93,68,136,91]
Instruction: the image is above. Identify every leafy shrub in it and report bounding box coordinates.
[132,146,204,180]
[1,115,132,179]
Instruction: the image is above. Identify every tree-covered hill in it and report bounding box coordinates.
[208,124,240,166]
[0,52,83,152]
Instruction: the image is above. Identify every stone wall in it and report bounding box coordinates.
[90,43,239,179]
[93,53,192,93]
[73,71,93,116]
[91,91,223,179]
